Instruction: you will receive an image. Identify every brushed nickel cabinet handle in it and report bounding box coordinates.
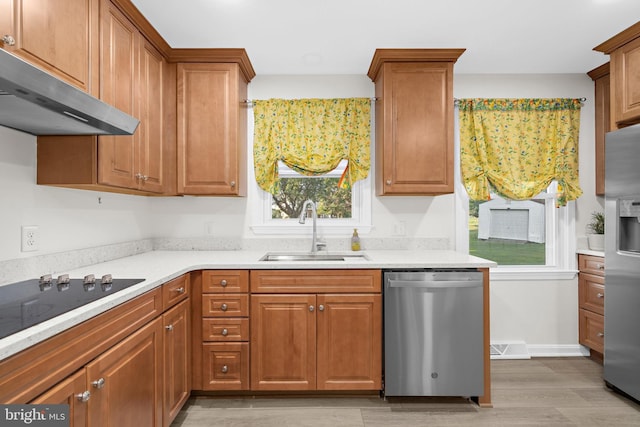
[220,303,228,311]
[221,365,228,373]
[596,293,604,299]
[309,305,314,312]
[165,324,174,331]
[92,378,105,389]
[2,35,16,46]
[76,391,90,402]
[174,287,185,294]
[220,280,227,287]
[597,332,604,337]
[221,328,229,336]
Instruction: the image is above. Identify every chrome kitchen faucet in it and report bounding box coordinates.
[298,200,326,253]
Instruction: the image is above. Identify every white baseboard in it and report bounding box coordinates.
[491,342,590,359]
[527,344,590,358]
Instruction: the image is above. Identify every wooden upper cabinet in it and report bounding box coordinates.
[37,0,174,196]
[176,56,253,196]
[587,62,610,196]
[594,22,640,128]
[368,49,464,195]
[0,0,99,95]
[98,0,140,190]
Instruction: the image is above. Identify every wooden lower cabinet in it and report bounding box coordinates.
[250,293,382,391]
[9,275,193,427]
[578,254,605,359]
[163,299,191,427]
[31,370,89,427]
[197,270,250,391]
[86,317,163,427]
[316,294,382,390]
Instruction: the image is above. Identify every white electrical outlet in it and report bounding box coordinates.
[393,222,406,236]
[21,225,39,252]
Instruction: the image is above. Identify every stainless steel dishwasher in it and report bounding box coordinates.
[384,270,484,397]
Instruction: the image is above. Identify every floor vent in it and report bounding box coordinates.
[490,341,531,359]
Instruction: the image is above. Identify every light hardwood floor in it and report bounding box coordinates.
[171,358,640,426]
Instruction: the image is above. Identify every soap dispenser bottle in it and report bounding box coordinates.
[351,228,361,251]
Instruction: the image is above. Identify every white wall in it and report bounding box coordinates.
[0,126,154,262]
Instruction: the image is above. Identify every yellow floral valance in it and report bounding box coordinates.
[458,98,583,206]
[253,98,371,194]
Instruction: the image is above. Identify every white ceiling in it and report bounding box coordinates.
[130,0,640,75]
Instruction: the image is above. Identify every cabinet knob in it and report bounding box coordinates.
[596,293,604,299]
[386,179,392,185]
[596,263,604,270]
[165,324,174,331]
[318,305,325,312]
[220,279,228,287]
[309,305,314,312]
[221,365,229,374]
[76,391,91,403]
[221,328,229,336]
[92,378,105,389]
[1,35,16,46]
[174,287,185,294]
[230,181,236,188]
[220,303,228,311]
[597,332,605,337]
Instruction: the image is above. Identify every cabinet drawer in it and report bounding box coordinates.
[578,255,605,276]
[202,270,249,293]
[162,274,190,311]
[579,309,605,354]
[250,270,382,293]
[202,294,249,317]
[578,273,605,315]
[202,342,249,390]
[202,318,249,342]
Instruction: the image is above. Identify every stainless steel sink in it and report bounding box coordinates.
[259,252,369,262]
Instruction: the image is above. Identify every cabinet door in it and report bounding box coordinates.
[316,294,382,390]
[376,62,454,195]
[177,63,244,195]
[0,0,99,94]
[163,299,190,427]
[138,38,166,194]
[86,318,163,427]
[31,370,89,427]
[98,0,139,190]
[250,294,316,390]
[611,36,640,126]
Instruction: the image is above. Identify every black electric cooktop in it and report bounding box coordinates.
[0,274,145,339]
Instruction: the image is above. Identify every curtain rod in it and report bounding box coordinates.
[243,97,587,106]
[242,97,378,105]
[454,97,587,104]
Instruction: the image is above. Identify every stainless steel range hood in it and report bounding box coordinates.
[0,49,139,136]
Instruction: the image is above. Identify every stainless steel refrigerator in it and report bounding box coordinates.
[604,123,640,402]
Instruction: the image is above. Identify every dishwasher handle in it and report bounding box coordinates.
[387,279,482,289]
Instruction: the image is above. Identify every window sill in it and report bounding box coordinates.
[251,223,372,236]
[490,268,578,281]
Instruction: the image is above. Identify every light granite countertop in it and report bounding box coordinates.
[0,249,495,361]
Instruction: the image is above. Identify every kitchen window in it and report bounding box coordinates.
[454,108,576,280]
[251,160,372,235]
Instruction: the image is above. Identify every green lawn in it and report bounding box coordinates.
[469,218,545,265]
